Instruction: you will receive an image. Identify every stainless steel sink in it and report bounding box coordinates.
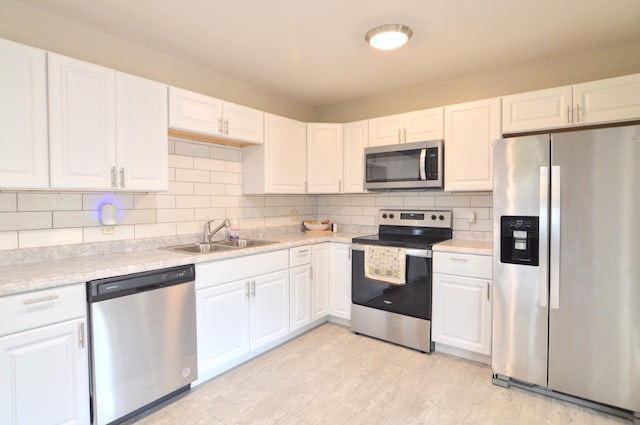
[163,239,279,254]
[212,239,279,248]
[165,243,235,254]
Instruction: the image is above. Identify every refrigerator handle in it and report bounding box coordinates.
[538,167,549,308]
[550,165,561,310]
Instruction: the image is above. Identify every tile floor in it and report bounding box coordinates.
[136,323,629,425]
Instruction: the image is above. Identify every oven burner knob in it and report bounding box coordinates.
[389,214,394,219]
[431,215,437,220]
[439,215,445,221]
[382,213,388,219]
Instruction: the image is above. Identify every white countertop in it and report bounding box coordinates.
[433,239,493,256]
[0,232,360,297]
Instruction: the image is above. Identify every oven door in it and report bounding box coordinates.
[351,244,432,320]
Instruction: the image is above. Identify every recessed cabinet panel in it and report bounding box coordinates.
[116,73,168,191]
[329,243,351,320]
[168,87,223,135]
[502,86,573,133]
[307,123,343,193]
[260,113,306,193]
[574,73,640,125]
[404,107,444,142]
[343,120,368,193]
[445,98,500,191]
[0,39,48,189]
[223,101,264,144]
[48,53,116,190]
[369,114,403,147]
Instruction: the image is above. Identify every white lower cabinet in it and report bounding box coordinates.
[329,243,351,320]
[432,251,492,358]
[0,284,89,425]
[195,250,289,381]
[311,243,330,320]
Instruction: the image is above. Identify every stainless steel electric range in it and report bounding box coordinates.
[351,209,452,352]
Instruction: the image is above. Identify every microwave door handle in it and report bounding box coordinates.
[419,149,427,180]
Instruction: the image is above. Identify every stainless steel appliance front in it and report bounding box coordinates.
[87,265,197,425]
[364,140,443,190]
[493,125,640,419]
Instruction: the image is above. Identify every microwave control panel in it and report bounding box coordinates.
[425,147,439,180]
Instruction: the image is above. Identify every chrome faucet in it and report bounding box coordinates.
[203,219,231,243]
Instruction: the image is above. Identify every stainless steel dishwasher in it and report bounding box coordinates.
[87,264,197,425]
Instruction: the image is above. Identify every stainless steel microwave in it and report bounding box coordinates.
[364,140,444,190]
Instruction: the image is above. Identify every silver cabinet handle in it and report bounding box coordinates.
[567,105,571,124]
[111,166,117,188]
[550,165,561,310]
[79,322,85,349]
[250,280,256,297]
[120,167,125,188]
[218,118,223,133]
[486,282,490,301]
[245,281,250,298]
[224,119,229,135]
[23,295,60,305]
[538,166,549,308]
[338,179,342,193]
[576,104,580,123]
[297,249,309,254]
[449,257,469,262]
[310,266,313,280]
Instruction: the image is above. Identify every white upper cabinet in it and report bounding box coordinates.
[573,73,640,125]
[0,39,49,189]
[168,87,263,144]
[307,123,343,193]
[369,107,443,147]
[502,73,640,133]
[445,97,500,192]
[48,53,117,190]
[502,86,573,133]
[342,120,368,193]
[116,73,168,191]
[243,113,306,194]
[48,53,167,191]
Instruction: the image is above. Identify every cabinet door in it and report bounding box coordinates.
[574,73,640,125]
[0,39,48,189]
[251,270,289,349]
[116,72,168,191]
[329,243,351,320]
[342,120,368,193]
[432,273,492,355]
[368,114,403,147]
[311,243,330,321]
[222,101,264,144]
[196,280,250,373]
[444,97,500,191]
[404,107,444,143]
[289,265,312,331]
[264,113,307,193]
[307,123,343,193]
[168,86,223,135]
[48,53,116,190]
[0,319,89,425]
[502,86,573,133]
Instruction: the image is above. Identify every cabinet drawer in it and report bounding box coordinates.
[289,245,312,267]
[0,284,86,336]
[196,249,289,289]
[433,252,492,279]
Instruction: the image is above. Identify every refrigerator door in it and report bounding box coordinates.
[492,135,550,387]
[548,125,640,412]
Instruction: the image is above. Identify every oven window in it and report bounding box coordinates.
[352,249,432,320]
[366,149,422,182]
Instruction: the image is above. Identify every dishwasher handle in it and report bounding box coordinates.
[87,264,195,303]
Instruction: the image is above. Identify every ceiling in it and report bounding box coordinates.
[16,0,640,107]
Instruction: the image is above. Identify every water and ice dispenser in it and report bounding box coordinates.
[500,216,539,266]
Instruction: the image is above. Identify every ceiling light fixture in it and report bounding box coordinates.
[365,24,413,51]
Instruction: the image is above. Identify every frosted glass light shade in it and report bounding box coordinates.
[365,24,413,50]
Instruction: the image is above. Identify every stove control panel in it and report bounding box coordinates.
[377,209,452,228]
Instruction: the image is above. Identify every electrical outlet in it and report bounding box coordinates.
[290,209,299,222]
[102,226,114,235]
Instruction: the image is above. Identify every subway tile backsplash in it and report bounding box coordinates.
[0,139,493,253]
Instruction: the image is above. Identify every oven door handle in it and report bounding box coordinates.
[351,244,432,258]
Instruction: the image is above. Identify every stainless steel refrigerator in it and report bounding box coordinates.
[492,124,640,420]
